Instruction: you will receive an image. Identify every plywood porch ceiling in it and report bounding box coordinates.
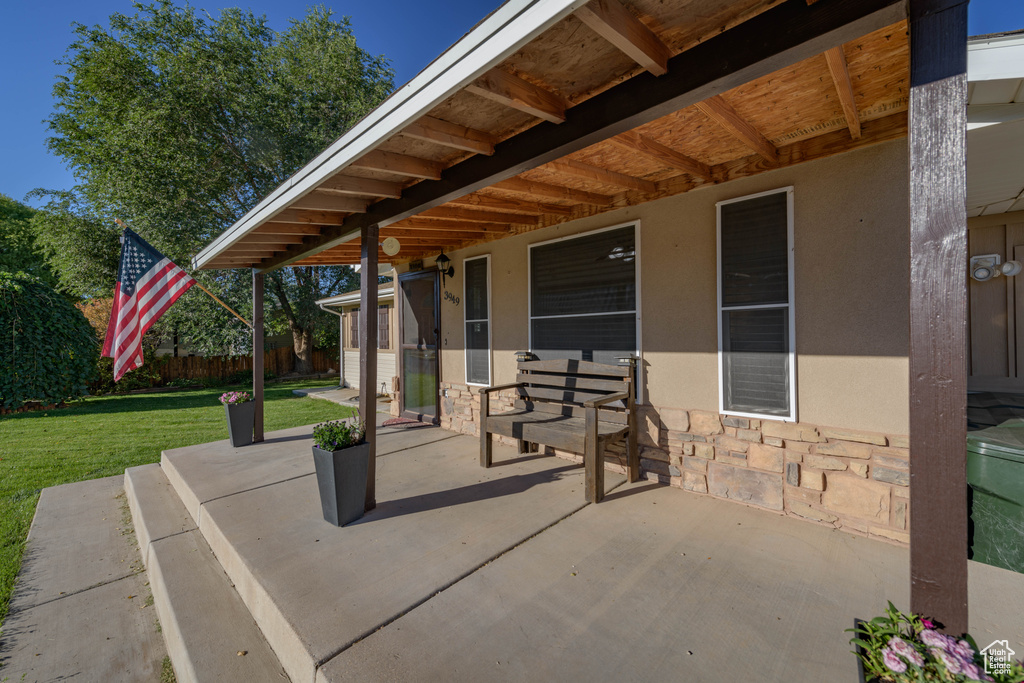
[202,1,909,270]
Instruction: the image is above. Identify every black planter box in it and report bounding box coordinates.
[224,401,255,447]
[312,443,370,526]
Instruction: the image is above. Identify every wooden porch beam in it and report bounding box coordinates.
[448,192,574,216]
[350,150,443,180]
[695,95,779,164]
[359,223,378,512]
[419,206,541,225]
[824,45,862,139]
[381,228,497,240]
[402,116,497,155]
[319,175,403,199]
[289,193,369,213]
[466,68,568,124]
[492,177,614,206]
[257,0,904,270]
[548,158,657,193]
[575,0,670,76]
[907,0,969,635]
[609,131,714,180]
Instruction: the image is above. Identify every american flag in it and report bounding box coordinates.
[102,228,196,381]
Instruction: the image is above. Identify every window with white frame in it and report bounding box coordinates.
[464,255,491,386]
[717,187,795,420]
[529,224,639,366]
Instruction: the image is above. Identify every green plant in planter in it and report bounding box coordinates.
[312,420,365,451]
[848,602,1024,682]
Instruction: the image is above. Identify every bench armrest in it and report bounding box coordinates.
[479,382,523,395]
[583,391,630,409]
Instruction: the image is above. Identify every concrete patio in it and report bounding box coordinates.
[4,423,1023,682]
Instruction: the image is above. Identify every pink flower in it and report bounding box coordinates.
[921,618,936,629]
[936,649,964,675]
[887,637,924,666]
[921,629,952,650]
[882,647,908,673]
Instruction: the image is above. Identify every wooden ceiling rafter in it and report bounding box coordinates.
[547,158,657,193]
[388,217,514,233]
[608,130,714,180]
[824,45,863,140]
[349,149,443,180]
[252,223,323,235]
[289,193,369,213]
[448,192,574,216]
[401,115,497,155]
[270,210,346,226]
[237,235,306,245]
[381,227,497,240]
[318,175,404,199]
[575,0,670,77]
[419,205,541,225]
[492,177,614,206]
[466,68,569,124]
[695,94,780,165]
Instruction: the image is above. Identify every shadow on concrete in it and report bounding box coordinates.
[601,481,662,502]
[355,464,581,524]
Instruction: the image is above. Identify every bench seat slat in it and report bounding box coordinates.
[514,399,629,425]
[486,411,628,452]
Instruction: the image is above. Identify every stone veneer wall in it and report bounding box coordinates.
[439,381,911,546]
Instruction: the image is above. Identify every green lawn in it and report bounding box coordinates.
[0,380,354,626]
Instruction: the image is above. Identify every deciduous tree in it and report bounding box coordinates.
[39,1,393,370]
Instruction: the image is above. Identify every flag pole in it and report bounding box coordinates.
[114,219,253,330]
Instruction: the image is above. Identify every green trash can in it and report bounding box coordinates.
[967,418,1024,574]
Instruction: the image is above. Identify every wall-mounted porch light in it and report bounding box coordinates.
[971,253,1024,282]
[436,250,455,287]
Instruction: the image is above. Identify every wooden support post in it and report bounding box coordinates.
[908,0,969,634]
[252,270,264,443]
[360,224,379,512]
[480,389,492,468]
[585,406,603,504]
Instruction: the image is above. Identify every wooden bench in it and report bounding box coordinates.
[478,358,639,503]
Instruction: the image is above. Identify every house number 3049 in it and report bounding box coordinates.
[444,291,460,306]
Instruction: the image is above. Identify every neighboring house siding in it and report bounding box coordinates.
[424,139,912,546]
[344,350,396,392]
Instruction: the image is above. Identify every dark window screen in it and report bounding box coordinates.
[350,309,359,349]
[722,308,790,415]
[530,227,636,363]
[719,190,792,417]
[378,305,389,350]
[465,258,489,384]
[720,192,789,307]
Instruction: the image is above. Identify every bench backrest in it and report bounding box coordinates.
[514,359,632,424]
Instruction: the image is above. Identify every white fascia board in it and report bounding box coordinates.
[193,0,590,270]
[317,287,395,307]
[969,34,1024,83]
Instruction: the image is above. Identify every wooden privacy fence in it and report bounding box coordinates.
[155,347,339,383]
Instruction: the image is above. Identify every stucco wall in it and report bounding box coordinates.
[436,138,909,435]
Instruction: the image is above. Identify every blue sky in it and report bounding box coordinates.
[1,0,1022,208]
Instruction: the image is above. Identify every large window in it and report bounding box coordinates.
[529,224,639,366]
[464,255,491,386]
[717,187,795,420]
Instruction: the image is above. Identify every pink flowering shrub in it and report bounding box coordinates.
[848,602,1024,682]
[219,391,251,405]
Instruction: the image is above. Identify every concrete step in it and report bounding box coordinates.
[125,464,289,683]
[0,476,166,681]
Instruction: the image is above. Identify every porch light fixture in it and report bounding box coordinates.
[970,254,1023,282]
[436,250,454,287]
[381,237,401,256]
